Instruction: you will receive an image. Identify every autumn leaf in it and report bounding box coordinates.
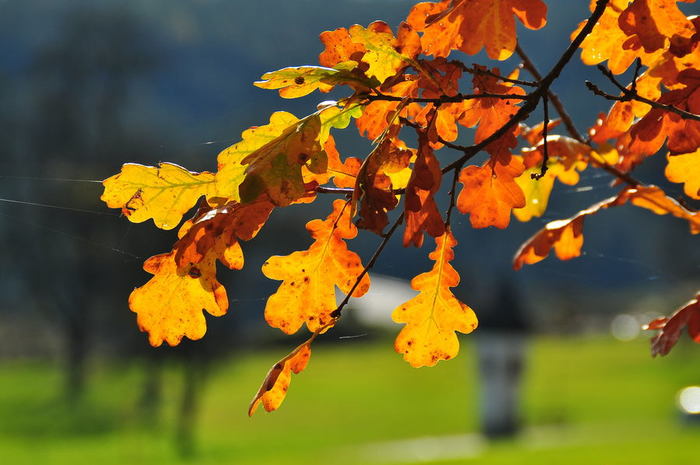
[356,81,418,141]
[129,251,227,347]
[254,63,378,99]
[645,292,700,356]
[319,21,420,85]
[262,199,370,334]
[457,154,526,229]
[404,130,445,247]
[573,0,642,74]
[665,149,700,199]
[216,112,327,207]
[249,343,312,416]
[618,0,696,55]
[407,0,547,60]
[174,198,274,271]
[627,69,700,157]
[392,230,477,367]
[101,163,216,230]
[514,184,700,270]
[513,165,557,222]
[459,66,526,158]
[353,128,412,234]
[618,185,700,234]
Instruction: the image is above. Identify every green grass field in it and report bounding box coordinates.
[1,335,699,465]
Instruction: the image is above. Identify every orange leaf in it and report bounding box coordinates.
[407,0,547,60]
[129,251,228,347]
[319,21,420,85]
[404,130,445,247]
[513,215,587,270]
[459,66,526,158]
[353,129,411,234]
[174,198,274,271]
[619,0,696,55]
[392,230,478,367]
[665,149,700,199]
[573,0,646,74]
[645,292,700,357]
[262,199,370,334]
[514,184,700,270]
[618,185,700,234]
[248,343,312,415]
[457,155,526,229]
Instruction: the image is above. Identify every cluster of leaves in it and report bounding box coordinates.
[101,0,699,415]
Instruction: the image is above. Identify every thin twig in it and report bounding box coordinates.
[532,93,550,180]
[588,64,700,121]
[329,212,405,319]
[364,92,528,104]
[458,62,538,87]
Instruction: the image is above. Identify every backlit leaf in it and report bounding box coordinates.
[404,129,445,247]
[392,230,478,367]
[262,199,370,334]
[249,343,312,415]
[645,292,700,356]
[101,163,215,230]
[129,251,227,347]
[216,112,327,206]
[459,66,526,158]
[457,154,526,229]
[254,64,378,99]
[407,0,547,60]
[665,149,700,199]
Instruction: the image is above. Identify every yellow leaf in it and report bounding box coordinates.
[262,199,370,334]
[392,230,478,367]
[101,163,215,230]
[254,64,378,99]
[513,166,556,222]
[248,343,312,416]
[665,149,700,199]
[216,112,327,206]
[348,21,418,83]
[129,251,227,347]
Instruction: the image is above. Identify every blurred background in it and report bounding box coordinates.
[0,0,699,464]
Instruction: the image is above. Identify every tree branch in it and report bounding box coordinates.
[587,64,700,122]
[364,91,527,104]
[515,43,586,143]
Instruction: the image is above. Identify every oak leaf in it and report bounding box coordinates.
[249,343,312,416]
[353,128,412,234]
[404,130,445,247]
[174,198,274,271]
[392,230,478,367]
[618,185,700,234]
[665,149,700,199]
[129,251,227,347]
[254,63,378,99]
[101,163,215,230]
[216,112,327,206]
[512,196,619,270]
[319,21,420,85]
[262,199,370,334]
[457,154,526,229]
[573,0,645,74]
[645,293,700,357]
[514,185,700,270]
[407,0,547,60]
[618,0,696,55]
[459,67,526,158]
